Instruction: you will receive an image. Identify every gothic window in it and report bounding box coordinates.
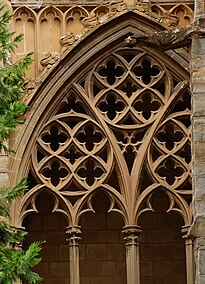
[22,46,192,284]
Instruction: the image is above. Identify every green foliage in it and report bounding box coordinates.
[0,242,42,284]
[0,180,43,283]
[0,4,33,153]
[0,179,43,283]
[0,3,42,283]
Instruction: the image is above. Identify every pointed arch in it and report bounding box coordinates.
[10,11,191,231]
[38,6,63,57]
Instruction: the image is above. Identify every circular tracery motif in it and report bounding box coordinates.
[93,53,166,126]
[29,47,191,221]
[32,115,111,193]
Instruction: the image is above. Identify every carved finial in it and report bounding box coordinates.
[134,0,158,19]
[109,0,127,16]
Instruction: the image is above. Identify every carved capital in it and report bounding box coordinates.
[11,226,26,250]
[122,225,141,246]
[181,225,193,244]
[66,226,82,247]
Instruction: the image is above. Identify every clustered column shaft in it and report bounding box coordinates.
[66,226,82,284]
[122,225,141,284]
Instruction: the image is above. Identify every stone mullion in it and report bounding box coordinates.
[122,225,141,284]
[185,238,194,284]
[66,226,82,284]
[182,226,194,284]
[36,12,41,76]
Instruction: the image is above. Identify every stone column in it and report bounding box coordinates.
[122,225,141,284]
[182,226,194,284]
[191,1,205,281]
[66,226,82,284]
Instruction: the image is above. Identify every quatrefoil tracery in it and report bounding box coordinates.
[33,115,111,190]
[133,58,160,85]
[94,54,166,126]
[41,159,70,187]
[41,125,69,152]
[97,59,125,85]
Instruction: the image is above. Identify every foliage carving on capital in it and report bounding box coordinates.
[122,226,141,246]
[66,226,82,246]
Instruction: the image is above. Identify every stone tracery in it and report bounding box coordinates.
[25,46,191,228]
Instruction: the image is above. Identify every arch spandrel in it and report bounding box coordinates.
[10,11,191,228]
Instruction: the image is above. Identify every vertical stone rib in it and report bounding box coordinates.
[182,225,194,284]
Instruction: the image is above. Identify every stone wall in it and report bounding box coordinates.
[139,191,186,284]
[23,192,69,284]
[79,193,126,284]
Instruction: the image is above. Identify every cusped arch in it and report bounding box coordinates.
[38,6,63,55]
[38,6,64,22]
[13,7,37,55]
[65,5,90,35]
[75,186,129,226]
[135,184,192,226]
[18,185,71,227]
[14,6,37,22]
